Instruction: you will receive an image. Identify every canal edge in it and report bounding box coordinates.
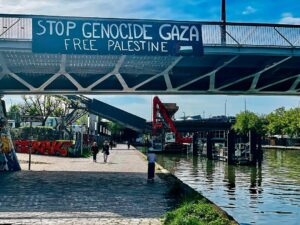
[134,148,239,225]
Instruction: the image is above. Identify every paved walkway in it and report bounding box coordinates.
[0,145,173,225]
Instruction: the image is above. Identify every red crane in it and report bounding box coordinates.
[152,96,192,144]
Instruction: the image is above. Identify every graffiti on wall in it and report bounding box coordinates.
[14,140,73,157]
[0,134,21,171]
[0,99,21,171]
[0,135,11,153]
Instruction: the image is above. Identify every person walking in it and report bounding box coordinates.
[127,140,130,149]
[147,150,156,182]
[102,141,110,163]
[91,142,99,162]
[109,140,113,150]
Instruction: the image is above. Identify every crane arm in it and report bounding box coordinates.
[152,96,192,143]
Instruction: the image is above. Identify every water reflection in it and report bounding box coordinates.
[152,149,300,225]
[249,165,263,197]
[206,160,214,183]
[225,165,235,191]
[192,155,199,176]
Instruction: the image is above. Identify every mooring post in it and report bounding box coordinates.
[193,132,199,156]
[207,131,213,160]
[227,129,235,165]
[249,130,257,165]
[257,134,263,162]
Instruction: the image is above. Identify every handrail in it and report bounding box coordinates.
[0,13,300,28]
[0,14,300,48]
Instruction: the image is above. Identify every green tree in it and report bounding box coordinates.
[265,107,287,136]
[20,95,70,126]
[282,107,300,138]
[108,121,124,139]
[7,104,22,126]
[233,111,266,135]
[75,114,88,125]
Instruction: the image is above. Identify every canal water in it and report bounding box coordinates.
[142,148,300,225]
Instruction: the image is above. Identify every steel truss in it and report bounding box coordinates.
[0,15,300,95]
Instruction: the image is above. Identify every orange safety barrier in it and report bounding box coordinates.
[14,140,73,157]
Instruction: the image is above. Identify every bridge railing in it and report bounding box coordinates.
[0,17,32,40]
[0,14,300,48]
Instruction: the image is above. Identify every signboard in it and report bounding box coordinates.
[32,17,203,56]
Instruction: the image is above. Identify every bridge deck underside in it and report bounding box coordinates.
[0,47,300,95]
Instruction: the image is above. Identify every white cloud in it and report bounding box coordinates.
[0,0,179,20]
[242,6,256,15]
[279,13,300,25]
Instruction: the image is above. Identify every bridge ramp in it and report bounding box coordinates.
[83,97,148,133]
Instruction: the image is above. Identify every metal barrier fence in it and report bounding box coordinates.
[0,14,300,48]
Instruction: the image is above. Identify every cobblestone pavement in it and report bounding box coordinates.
[0,145,173,224]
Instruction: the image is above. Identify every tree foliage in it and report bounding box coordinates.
[20,95,71,126]
[75,114,88,125]
[233,107,300,138]
[265,107,286,136]
[284,108,300,137]
[233,111,265,135]
[7,104,22,124]
[265,107,300,138]
[108,121,124,134]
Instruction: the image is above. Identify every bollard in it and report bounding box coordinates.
[227,130,235,165]
[206,132,213,160]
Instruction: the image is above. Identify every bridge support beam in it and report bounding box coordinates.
[227,129,235,165]
[206,132,213,160]
[0,97,21,171]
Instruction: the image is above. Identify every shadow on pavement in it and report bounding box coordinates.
[0,171,172,219]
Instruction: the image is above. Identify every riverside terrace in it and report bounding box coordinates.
[0,14,300,95]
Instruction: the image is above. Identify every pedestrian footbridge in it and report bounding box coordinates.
[0,14,300,95]
[67,95,148,133]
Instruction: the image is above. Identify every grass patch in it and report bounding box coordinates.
[159,176,237,225]
[82,151,92,158]
[163,200,232,225]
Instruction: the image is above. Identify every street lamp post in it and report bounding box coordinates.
[81,123,86,156]
[21,115,44,170]
[221,0,226,45]
[221,0,226,23]
[225,99,227,116]
[29,121,32,170]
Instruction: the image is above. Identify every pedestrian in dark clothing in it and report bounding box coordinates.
[102,141,110,163]
[127,140,130,149]
[91,142,99,162]
[109,140,113,150]
[147,151,156,182]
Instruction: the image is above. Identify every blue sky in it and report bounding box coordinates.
[1,0,300,120]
